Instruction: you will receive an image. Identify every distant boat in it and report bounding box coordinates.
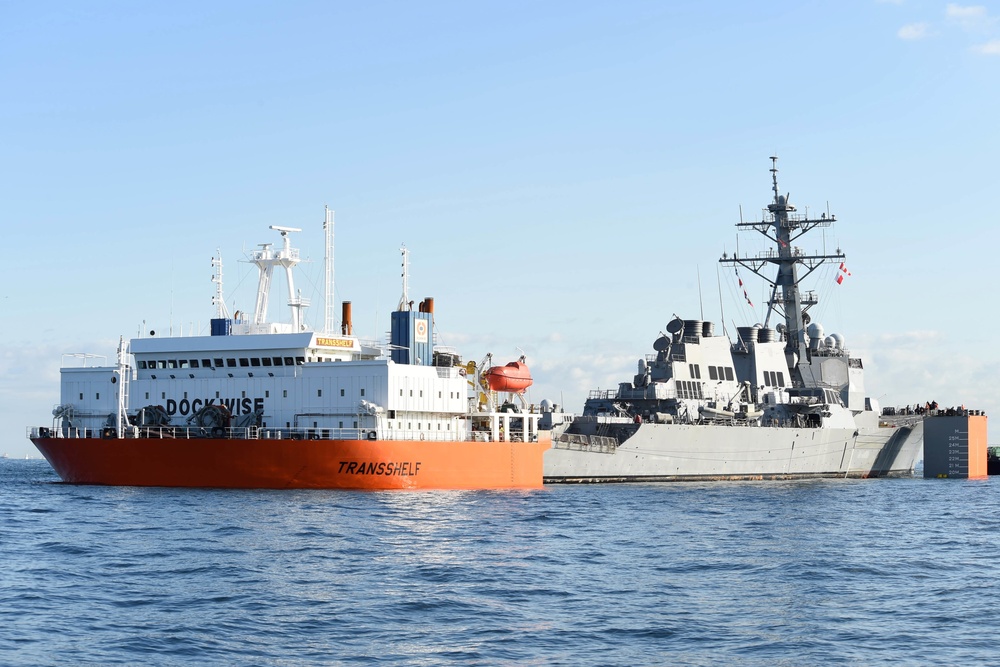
[1,452,7,459]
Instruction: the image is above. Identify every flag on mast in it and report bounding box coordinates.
[835,262,851,285]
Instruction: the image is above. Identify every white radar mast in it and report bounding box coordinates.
[251,226,309,331]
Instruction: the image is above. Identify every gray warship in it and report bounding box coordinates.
[544,158,923,482]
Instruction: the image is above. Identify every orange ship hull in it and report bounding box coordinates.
[31,435,550,490]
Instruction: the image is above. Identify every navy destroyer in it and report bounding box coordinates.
[544,158,923,482]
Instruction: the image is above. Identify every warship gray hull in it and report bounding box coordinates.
[545,419,922,483]
[543,158,923,483]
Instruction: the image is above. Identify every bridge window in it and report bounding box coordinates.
[250,358,261,367]
[262,358,272,367]
[272,357,283,366]
[709,366,718,380]
[725,368,734,382]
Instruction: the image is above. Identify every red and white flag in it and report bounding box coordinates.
[835,262,851,285]
[736,269,753,306]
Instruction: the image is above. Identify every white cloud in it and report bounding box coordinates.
[898,22,931,39]
[945,3,996,32]
[972,38,1000,53]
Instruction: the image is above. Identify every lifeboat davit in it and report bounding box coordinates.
[484,361,533,394]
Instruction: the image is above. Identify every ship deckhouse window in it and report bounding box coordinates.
[168,360,177,369]
[361,388,365,397]
[265,391,269,398]
[79,393,83,400]
[144,392,149,400]
[296,357,305,365]
[777,372,785,387]
[242,391,246,398]
[284,357,294,365]
[400,390,403,396]
[318,389,322,397]
[202,359,212,367]
[708,367,718,380]
[179,360,189,369]
[419,390,423,397]
[239,358,249,367]
[340,389,345,397]
[725,368,734,382]
[96,393,100,399]
[226,359,236,367]
[157,361,167,369]
[262,358,272,367]
[138,361,147,369]
[162,392,167,399]
[216,391,220,398]
[339,421,344,428]
[251,358,261,367]
[282,390,287,398]
[190,360,199,368]
[214,358,223,367]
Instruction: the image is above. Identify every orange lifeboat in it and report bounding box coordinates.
[484,360,533,394]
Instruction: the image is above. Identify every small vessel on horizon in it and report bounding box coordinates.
[29,210,551,490]
[544,158,923,482]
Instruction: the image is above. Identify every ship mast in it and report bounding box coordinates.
[211,249,231,319]
[250,226,308,331]
[719,157,844,384]
[397,244,411,311]
[323,206,335,335]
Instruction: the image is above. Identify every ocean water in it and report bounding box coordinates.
[2,458,998,666]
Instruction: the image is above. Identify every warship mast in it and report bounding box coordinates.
[719,157,845,386]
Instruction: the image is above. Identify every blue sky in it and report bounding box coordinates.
[3,1,998,456]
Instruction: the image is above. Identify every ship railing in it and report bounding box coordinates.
[587,389,618,400]
[553,433,617,454]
